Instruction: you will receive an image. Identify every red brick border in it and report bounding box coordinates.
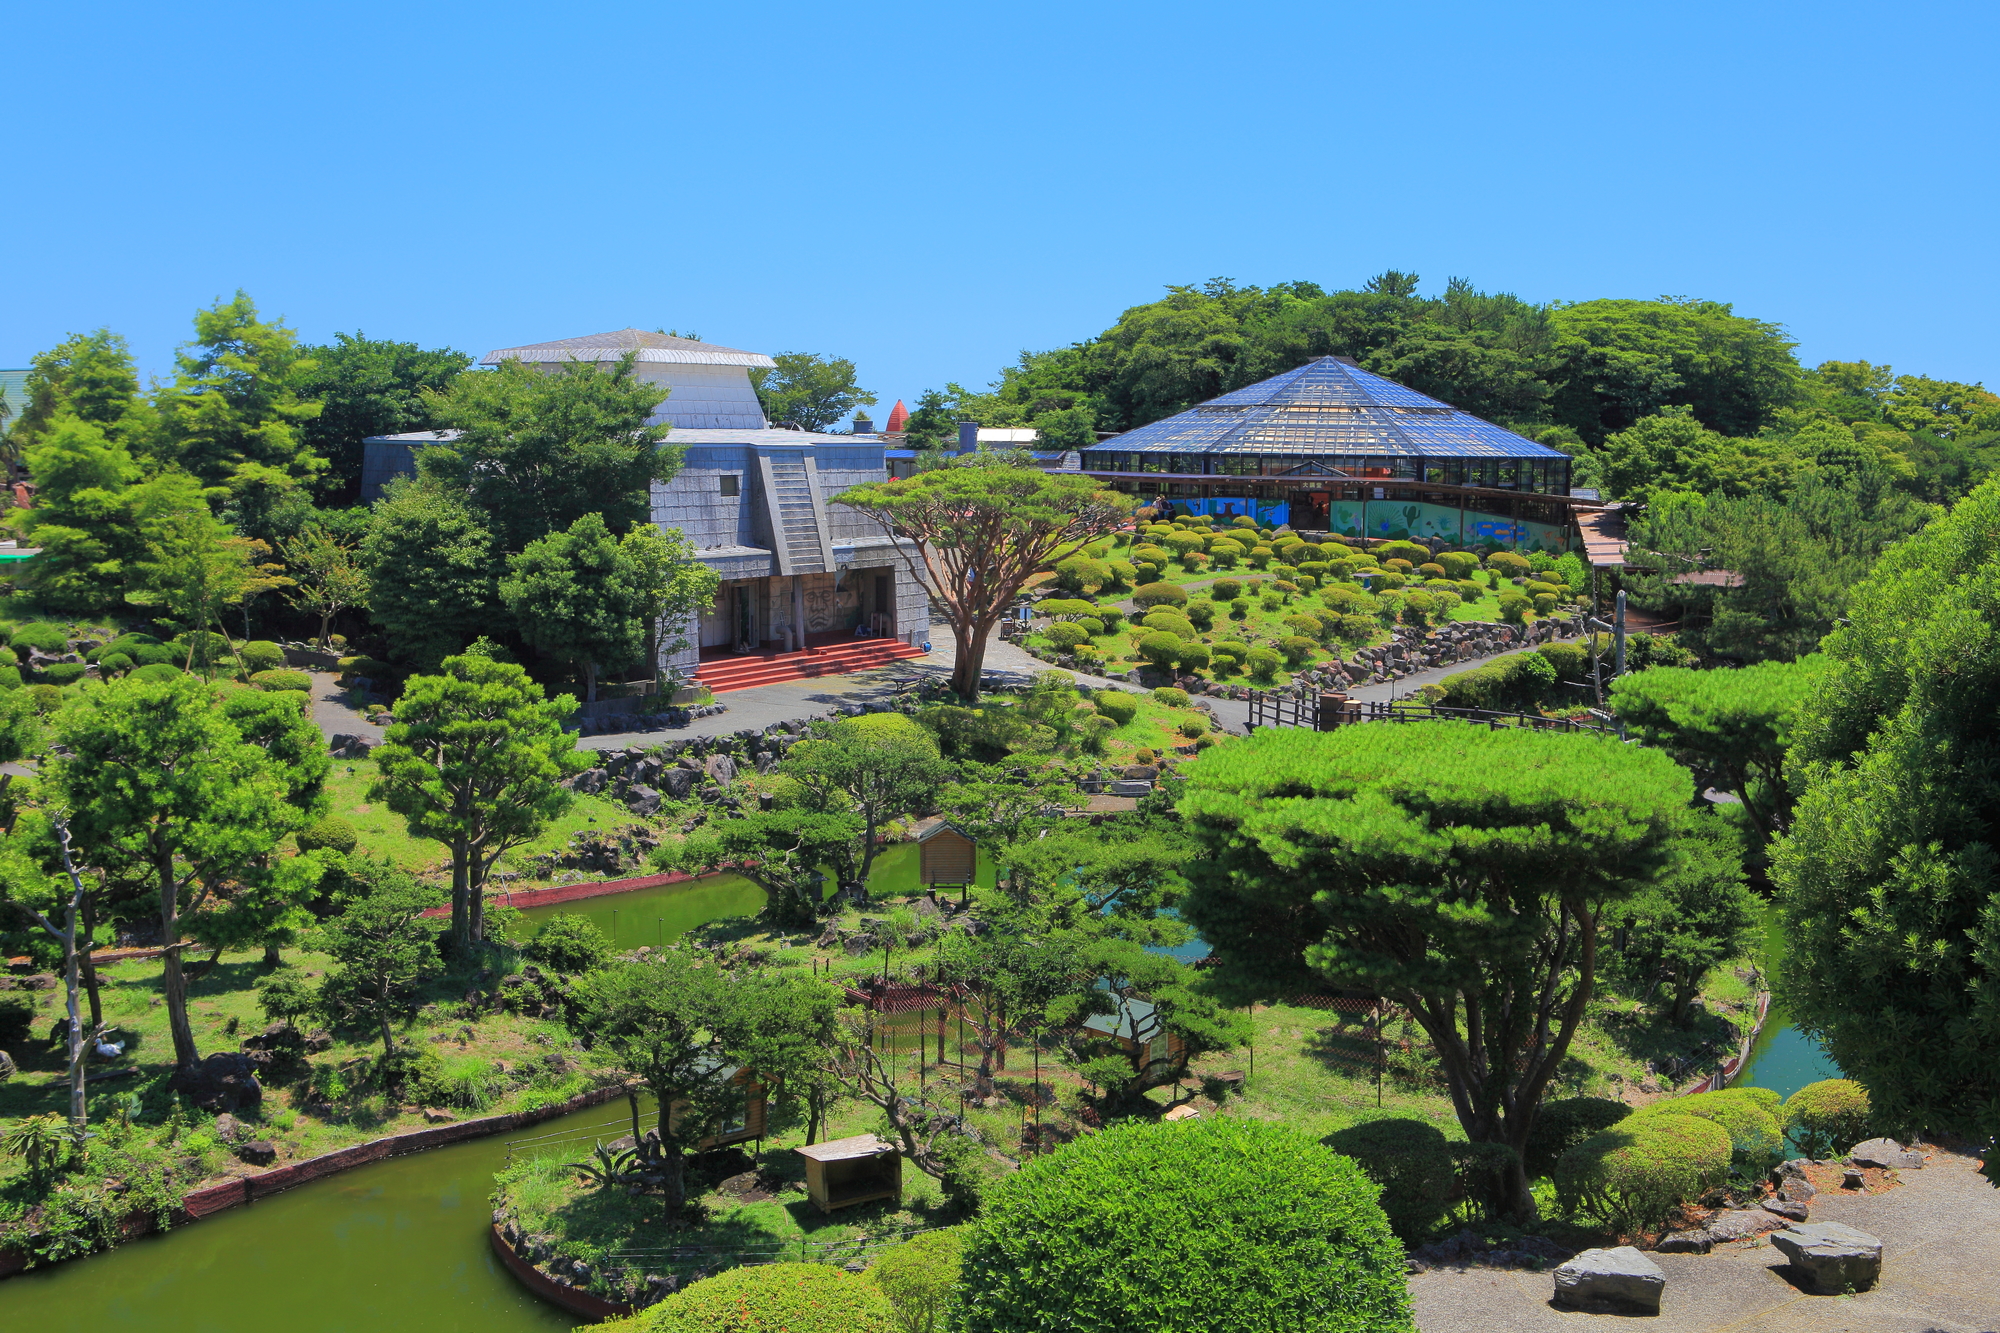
[420,866,743,919]
[490,1224,636,1322]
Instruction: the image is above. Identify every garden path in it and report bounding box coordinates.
[1410,1148,2000,1333]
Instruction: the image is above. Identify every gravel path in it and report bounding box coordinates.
[1410,1148,2000,1333]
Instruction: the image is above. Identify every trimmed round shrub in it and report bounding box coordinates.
[520,912,610,975]
[97,652,134,677]
[1324,1118,1454,1241]
[957,1117,1413,1333]
[1783,1078,1873,1159]
[1555,1113,1732,1232]
[1137,632,1183,668]
[129,642,178,667]
[296,815,359,856]
[25,684,63,714]
[37,662,86,686]
[1259,592,1283,612]
[1632,1090,1784,1171]
[1376,571,1408,591]
[1037,598,1095,620]
[1248,545,1275,569]
[252,669,313,693]
[0,665,24,690]
[1532,593,1558,615]
[1280,635,1316,665]
[1228,597,1250,619]
[1486,551,1532,578]
[1173,641,1211,674]
[1208,541,1244,568]
[632,1263,894,1333]
[1043,623,1090,650]
[1283,613,1326,641]
[130,663,183,683]
[1416,563,1447,580]
[1384,558,1414,573]
[1185,600,1216,629]
[1438,551,1481,579]
[871,1228,963,1333]
[1497,592,1530,625]
[1152,687,1189,708]
[1245,648,1281,681]
[1526,580,1562,600]
[1141,610,1194,638]
[1094,690,1138,725]
[1526,1097,1631,1178]
[1377,540,1429,564]
[1132,582,1188,609]
[10,622,69,653]
[337,655,396,682]
[238,640,287,673]
[1209,578,1244,602]
[1074,617,1106,637]
[1105,559,1137,589]
[1054,555,1111,592]
[1096,606,1126,631]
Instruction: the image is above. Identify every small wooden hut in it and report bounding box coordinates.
[1080,994,1185,1084]
[795,1134,902,1213]
[916,819,978,889]
[663,1064,768,1149]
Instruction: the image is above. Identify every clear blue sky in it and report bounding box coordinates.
[5,1,1996,411]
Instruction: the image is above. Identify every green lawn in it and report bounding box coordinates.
[320,766,640,879]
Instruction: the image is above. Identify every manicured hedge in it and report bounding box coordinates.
[37,663,86,686]
[296,815,359,856]
[1095,691,1137,725]
[1137,632,1183,667]
[1323,1117,1454,1241]
[1631,1089,1784,1171]
[627,1263,893,1333]
[871,1228,963,1333]
[252,669,313,693]
[958,1118,1413,1333]
[10,622,69,653]
[238,640,287,673]
[1132,582,1187,608]
[1044,623,1090,649]
[1555,1112,1731,1232]
[1784,1078,1873,1159]
[1152,687,1189,708]
[130,663,183,683]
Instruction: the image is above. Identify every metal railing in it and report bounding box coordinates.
[1246,691,1617,738]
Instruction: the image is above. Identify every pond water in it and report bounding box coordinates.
[1729,904,1841,1101]
[0,841,998,1327]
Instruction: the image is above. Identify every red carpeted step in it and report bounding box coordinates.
[696,640,926,694]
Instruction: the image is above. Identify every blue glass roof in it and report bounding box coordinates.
[1090,357,1565,460]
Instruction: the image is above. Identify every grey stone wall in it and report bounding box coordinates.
[651,445,757,549]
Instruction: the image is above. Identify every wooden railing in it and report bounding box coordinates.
[1246,691,1618,738]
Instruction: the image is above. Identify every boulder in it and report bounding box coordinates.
[423,1107,456,1123]
[572,769,607,795]
[1108,780,1153,797]
[304,1029,334,1053]
[1847,1137,1923,1170]
[1655,1230,1713,1254]
[661,768,697,800]
[24,973,56,990]
[235,1139,278,1166]
[1122,764,1159,780]
[213,1113,243,1142]
[1771,1221,1883,1293]
[1760,1196,1809,1222]
[1551,1246,1665,1313]
[705,753,738,785]
[1779,1177,1817,1204]
[1703,1208,1788,1241]
[171,1051,264,1113]
[625,785,662,817]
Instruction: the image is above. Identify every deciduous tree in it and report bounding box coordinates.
[279,525,371,649]
[835,461,1133,700]
[361,480,503,668]
[777,716,952,886]
[1180,723,1688,1214]
[151,291,325,501]
[1613,817,1758,1026]
[749,352,876,431]
[291,331,471,499]
[311,867,446,1055]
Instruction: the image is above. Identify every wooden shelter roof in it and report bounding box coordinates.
[795,1133,896,1163]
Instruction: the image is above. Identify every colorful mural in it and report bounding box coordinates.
[1324,498,1569,553]
[1161,496,1291,527]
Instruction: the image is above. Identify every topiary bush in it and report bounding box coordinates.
[130,663,183,683]
[1053,555,1111,593]
[1245,648,1281,682]
[625,1263,895,1333]
[1554,1113,1732,1233]
[97,652,133,677]
[238,640,287,673]
[1152,687,1189,708]
[1210,578,1243,602]
[1438,551,1481,579]
[1323,1117,1455,1242]
[1043,623,1090,650]
[1279,635,1316,665]
[37,662,86,686]
[520,912,610,974]
[1094,691,1137,726]
[1185,600,1216,630]
[1132,582,1188,609]
[296,815,359,856]
[1178,716,1208,738]
[871,1227,963,1333]
[10,622,69,654]
[957,1117,1413,1333]
[1783,1079,1873,1159]
[1141,611,1194,638]
[1631,1090,1785,1172]
[25,684,63,714]
[1532,593,1558,615]
[1137,632,1183,668]
[252,669,314,693]
[1486,551,1532,579]
[1526,1097,1632,1178]
[1173,641,1211,672]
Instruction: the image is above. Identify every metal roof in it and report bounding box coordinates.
[666,428,877,446]
[481,328,776,369]
[1091,357,1567,461]
[1081,994,1164,1042]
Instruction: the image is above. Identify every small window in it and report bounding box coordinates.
[719,475,739,497]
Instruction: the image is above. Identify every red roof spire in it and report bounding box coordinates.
[885,399,909,433]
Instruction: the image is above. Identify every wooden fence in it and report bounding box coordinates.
[1246,691,1618,738]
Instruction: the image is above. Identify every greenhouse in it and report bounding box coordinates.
[1079,356,1584,551]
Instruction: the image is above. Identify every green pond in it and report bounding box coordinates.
[1730,904,1841,1101]
[0,841,995,1327]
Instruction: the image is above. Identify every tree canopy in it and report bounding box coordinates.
[1180,723,1689,1212]
[1773,475,2000,1166]
[291,331,471,500]
[749,352,876,431]
[835,460,1132,699]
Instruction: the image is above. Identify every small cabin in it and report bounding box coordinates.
[665,1065,768,1149]
[795,1133,902,1213]
[916,819,978,888]
[1080,994,1186,1083]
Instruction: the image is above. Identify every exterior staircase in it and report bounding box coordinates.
[758,450,833,575]
[695,640,927,694]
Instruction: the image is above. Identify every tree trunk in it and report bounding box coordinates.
[450,839,472,956]
[263,942,283,968]
[806,1086,824,1146]
[1671,966,1694,1027]
[584,661,598,705]
[950,622,986,702]
[61,896,87,1130]
[379,1012,396,1057]
[157,853,200,1070]
[318,610,334,650]
[80,897,103,1030]
[187,943,225,983]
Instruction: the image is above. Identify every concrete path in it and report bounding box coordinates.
[1411,1150,2000,1333]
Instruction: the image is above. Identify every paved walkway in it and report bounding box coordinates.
[1412,1150,2000,1333]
